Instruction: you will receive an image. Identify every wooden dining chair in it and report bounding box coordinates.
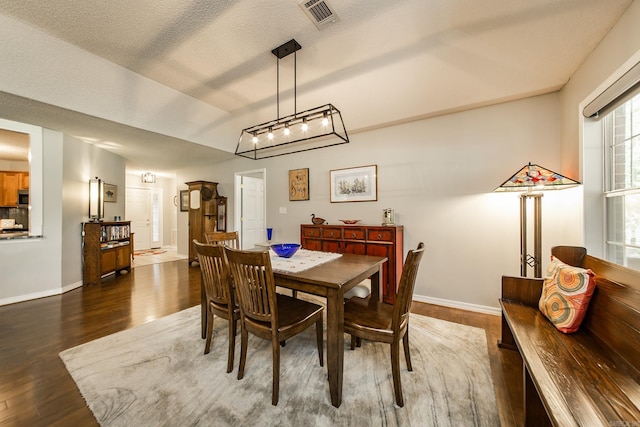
[204,231,239,248]
[224,246,324,406]
[343,242,425,407]
[193,240,240,373]
[198,232,239,337]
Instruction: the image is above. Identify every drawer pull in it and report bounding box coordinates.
[351,233,356,238]
[329,232,334,237]
[377,234,382,239]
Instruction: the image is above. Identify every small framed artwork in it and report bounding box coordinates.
[103,183,117,203]
[330,165,378,203]
[289,168,310,201]
[180,190,189,212]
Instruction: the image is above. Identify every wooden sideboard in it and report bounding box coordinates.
[300,224,404,304]
[82,221,132,285]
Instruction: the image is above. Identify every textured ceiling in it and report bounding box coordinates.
[0,0,634,172]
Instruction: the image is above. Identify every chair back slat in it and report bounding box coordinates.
[392,242,425,331]
[193,240,234,306]
[205,231,239,248]
[225,247,277,324]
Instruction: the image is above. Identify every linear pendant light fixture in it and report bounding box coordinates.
[235,39,349,160]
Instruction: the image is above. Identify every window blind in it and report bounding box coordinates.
[583,61,640,119]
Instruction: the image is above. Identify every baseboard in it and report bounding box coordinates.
[62,280,83,293]
[413,294,501,316]
[0,280,83,306]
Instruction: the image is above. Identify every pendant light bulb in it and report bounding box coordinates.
[301,118,308,132]
[284,123,290,136]
[252,132,258,144]
[322,112,329,126]
[268,128,274,140]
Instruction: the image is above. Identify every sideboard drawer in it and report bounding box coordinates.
[368,229,394,242]
[343,228,365,240]
[322,227,342,239]
[301,224,403,304]
[303,226,321,238]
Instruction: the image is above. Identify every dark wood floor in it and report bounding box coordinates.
[0,259,522,426]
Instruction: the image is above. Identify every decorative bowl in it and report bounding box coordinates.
[270,243,301,258]
[340,219,361,225]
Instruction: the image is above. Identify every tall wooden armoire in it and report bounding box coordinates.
[186,180,226,265]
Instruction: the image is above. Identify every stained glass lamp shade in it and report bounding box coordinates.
[495,163,580,192]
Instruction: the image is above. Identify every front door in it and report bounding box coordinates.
[126,187,151,251]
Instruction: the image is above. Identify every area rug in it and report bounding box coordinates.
[59,306,499,426]
[133,249,167,256]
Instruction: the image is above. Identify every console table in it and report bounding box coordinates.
[300,224,403,304]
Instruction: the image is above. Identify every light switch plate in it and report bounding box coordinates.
[279,207,287,214]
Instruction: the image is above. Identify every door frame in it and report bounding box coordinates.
[234,168,266,249]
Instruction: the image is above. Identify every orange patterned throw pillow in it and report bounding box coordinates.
[538,256,596,333]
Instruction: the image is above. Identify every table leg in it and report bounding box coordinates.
[201,282,206,339]
[326,287,343,407]
[370,266,382,304]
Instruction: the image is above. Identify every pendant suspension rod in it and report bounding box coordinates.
[294,51,297,117]
[276,57,280,120]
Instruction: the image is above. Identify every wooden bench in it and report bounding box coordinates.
[499,246,640,426]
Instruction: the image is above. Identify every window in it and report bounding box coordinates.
[0,118,43,237]
[604,92,640,268]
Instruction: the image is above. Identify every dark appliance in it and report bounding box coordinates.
[17,190,29,206]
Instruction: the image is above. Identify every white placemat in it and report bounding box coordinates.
[269,248,342,273]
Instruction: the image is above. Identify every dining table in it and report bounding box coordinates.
[272,252,387,408]
[198,249,387,407]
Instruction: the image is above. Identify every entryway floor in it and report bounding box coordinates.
[132,246,186,268]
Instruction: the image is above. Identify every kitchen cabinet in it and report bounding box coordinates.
[82,221,132,285]
[186,181,227,265]
[0,171,29,206]
[301,224,404,304]
[19,173,29,190]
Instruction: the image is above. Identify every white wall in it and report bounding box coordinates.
[0,128,63,304]
[61,136,126,287]
[559,0,640,257]
[0,128,126,305]
[178,93,580,313]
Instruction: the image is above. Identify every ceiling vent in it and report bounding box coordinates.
[299,0,340,30]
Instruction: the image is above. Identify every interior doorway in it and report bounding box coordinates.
[234,169,266,249]
[126,187,163,250]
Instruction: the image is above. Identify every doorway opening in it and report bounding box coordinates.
[234,168,266,249]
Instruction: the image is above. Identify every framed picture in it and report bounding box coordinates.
[330,165,378,203]
[289,168,310,201]
[180,190,189,212]
[103,183,117,203]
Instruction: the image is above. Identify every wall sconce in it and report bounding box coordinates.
[88,176,104,222]
[141,172,156,183]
